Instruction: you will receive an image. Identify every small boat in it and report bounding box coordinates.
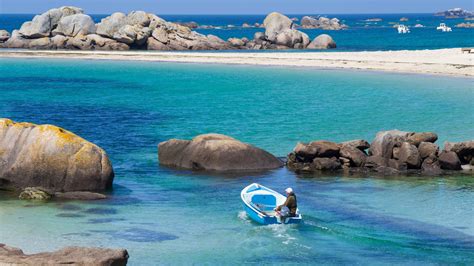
[397,24,410,34]
[437,23,452,32]
[241,183,302,225]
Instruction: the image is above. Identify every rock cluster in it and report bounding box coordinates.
[435,8,474,18]
[0,8,337,50]
[0,118,114,192]
[0,243,128,265]
[1,6,230,50]
[455,22,474,28]
[287,130,473,175]
[158,133,283,171]
[300,16,348,30]
[238,12,337,50]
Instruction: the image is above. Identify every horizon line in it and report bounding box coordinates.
[0,11,444,15]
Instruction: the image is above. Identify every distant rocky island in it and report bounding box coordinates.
[435,8,473,18]
[0,6,337,51]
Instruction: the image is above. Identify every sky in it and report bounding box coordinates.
[0,0,473,14]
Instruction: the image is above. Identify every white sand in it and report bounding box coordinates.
[1,48,473,77]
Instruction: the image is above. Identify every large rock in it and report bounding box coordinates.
[418,142,439,159]
[312,157,341,171]
[369,130,412,158]
[96,12,127,38]
[0,244,128,265]
[421,155,442,175]
[293,141,340,161]
[307,34,336,49]
[262,12,309,48]
[340,139,370,151]
[158,134,283,171]
[339,145,367,167]
[263,12,294,41]
[0,119,114,192]
[0,30,10,42]
[398,142,421,169]
[4,30,31,48]
[18,6,83,38]
[407,132,438,146]
[53,14,96,37]
[448,141,474,164]
[438,151,462,170]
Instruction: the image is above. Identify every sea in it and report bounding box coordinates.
[0,13,474,51]
[0,57,473,264]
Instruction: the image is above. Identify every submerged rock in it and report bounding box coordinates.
[158,134,283,171]
[54,191,107,200]
[0,118,114,192]
[0,244,128,265]
[18,187,52,200]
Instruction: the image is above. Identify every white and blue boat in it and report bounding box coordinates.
[241,183,302,225]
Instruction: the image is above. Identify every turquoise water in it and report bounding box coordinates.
[0,58,473,264]
[1,14,474,51]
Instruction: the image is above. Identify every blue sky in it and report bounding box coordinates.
[1,0,472,14]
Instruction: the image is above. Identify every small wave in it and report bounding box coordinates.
[238,211,249,221]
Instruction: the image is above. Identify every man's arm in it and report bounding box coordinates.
[275,197,290,211]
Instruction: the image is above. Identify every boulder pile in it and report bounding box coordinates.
[0,118,114,192]
[0,8,336,50]
[287,130,473,175]
[300,16,348,30]
[158,133,283,171]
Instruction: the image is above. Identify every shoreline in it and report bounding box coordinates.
[1,48,473,77]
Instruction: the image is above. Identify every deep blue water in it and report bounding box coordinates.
[0,58,473,264]
[1,13,473,51]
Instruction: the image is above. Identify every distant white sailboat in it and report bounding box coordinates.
[397,24,410,34]
[436,23,452,32]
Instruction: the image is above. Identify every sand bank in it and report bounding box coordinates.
[0,48,472,77]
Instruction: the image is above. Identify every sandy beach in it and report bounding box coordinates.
[1,48,473,77]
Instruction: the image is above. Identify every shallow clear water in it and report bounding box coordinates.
[1,13,474,51]
[0,58,473,264]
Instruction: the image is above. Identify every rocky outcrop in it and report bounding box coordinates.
[158,134,283,171]
[435,8,474,18]
[307,34,336,49]
[300,16,348,30]
[0,244,128,265]
[3,8,337,51]
[287,130,473,175]
[0,118,114,192]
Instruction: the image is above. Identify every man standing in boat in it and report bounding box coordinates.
[274,188,297,217]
